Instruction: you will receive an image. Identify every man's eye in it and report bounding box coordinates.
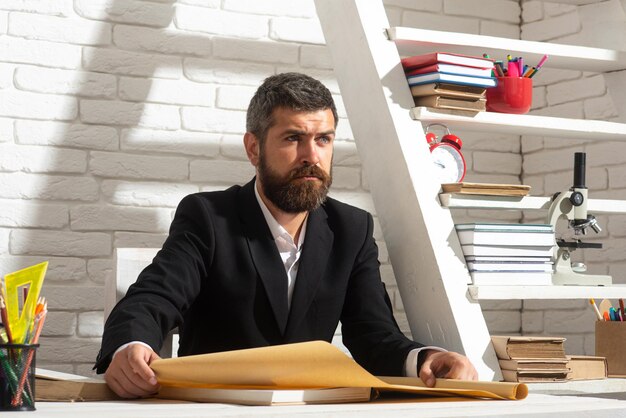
[287,136,299,142]
[318,136,331,144]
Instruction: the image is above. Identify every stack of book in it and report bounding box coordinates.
[492,337,608,382]
[401,52,496,112]
[456,223,555,285]
[492,336,570,383]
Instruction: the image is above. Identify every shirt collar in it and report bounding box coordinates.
[254,180,307,248]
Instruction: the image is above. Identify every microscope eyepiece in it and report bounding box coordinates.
[573,152,586,189]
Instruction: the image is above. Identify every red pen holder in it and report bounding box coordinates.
[486,77,533,114]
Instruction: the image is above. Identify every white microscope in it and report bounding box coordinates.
[546,152,612,286]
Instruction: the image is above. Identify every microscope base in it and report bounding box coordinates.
[551,271,612,286]
[551,248,612,286]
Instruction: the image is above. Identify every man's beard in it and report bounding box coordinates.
[258,155,332,214]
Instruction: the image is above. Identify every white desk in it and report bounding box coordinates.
[26,393,626,418]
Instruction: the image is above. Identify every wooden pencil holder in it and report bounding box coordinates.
[595,321,626,377]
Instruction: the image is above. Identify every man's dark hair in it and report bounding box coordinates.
[246,72,338,143]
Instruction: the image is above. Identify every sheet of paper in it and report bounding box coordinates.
[150,341,527,400]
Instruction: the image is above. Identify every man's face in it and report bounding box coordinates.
[252,107,335,214]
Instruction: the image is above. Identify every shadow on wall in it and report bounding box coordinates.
[7,0,335,374]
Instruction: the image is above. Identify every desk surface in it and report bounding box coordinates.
[27,393,626,418]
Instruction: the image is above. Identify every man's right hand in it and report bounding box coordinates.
[104,343,161,398]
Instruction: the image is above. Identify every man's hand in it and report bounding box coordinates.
[104,343,161,398]
[419,350,478,387]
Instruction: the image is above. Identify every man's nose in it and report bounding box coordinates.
[299,139,320,165]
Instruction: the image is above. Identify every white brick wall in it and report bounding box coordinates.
[175,6,269,38]
[15,120,118,150]
[0,0,618,374]
[8,12,112,46]
[0,37,82,69]
[74,0,174,27]
[15,67,117,98]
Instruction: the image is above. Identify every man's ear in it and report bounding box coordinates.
[243,132,260,167]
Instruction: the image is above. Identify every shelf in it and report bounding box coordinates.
[388,27,626,73]
[411,107,626,140]
[439,194,626,214]
[469,284,626,300]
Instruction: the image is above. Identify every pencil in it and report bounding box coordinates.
[11,305,46,407]
[590,298,603,321]
[0,295,12,343]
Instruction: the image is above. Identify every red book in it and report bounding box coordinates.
[405,63,492,78]
[401,52,494,71]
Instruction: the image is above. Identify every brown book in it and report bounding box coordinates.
[35,369,119,402]
[491,336,567,360]
[498,358,569,371]
[501,369,569,383]
[567,355,607,380]
[441,182,531,197]
[413,95,486,112]
[410,82,486,99]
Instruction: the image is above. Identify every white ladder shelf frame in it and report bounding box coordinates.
[315,0,500,380]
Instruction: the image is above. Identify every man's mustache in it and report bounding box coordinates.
[289,165,330,181]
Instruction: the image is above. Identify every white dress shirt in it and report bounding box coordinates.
[254,183,305,309]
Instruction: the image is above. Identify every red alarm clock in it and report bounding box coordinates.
[424,123,466,183]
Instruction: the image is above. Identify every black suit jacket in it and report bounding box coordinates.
[96,179,422,375]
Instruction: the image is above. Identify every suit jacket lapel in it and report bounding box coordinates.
[238,180,289,335]
[285,205,333,337]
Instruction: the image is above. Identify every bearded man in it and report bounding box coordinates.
[95,73,477,398]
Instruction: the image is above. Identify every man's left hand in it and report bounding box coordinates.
[418,350,478,387]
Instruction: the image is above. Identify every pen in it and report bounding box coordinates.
[508,59,520,77]
[0,296,12,343]
[620,298,625,319]
[590,298,603,321]
[610,307,617,321]
[536,54,549,70]
[604,311,610,321]
[494,61,505,77]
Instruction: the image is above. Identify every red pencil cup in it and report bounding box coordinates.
[0,344,38,411]
[486,77,533,114]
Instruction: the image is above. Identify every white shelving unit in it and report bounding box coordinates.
[469,284,626,301]
[411,107,626,140]
[388,27,626,72]
[315,0,626,380]
[439,194,626,213]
